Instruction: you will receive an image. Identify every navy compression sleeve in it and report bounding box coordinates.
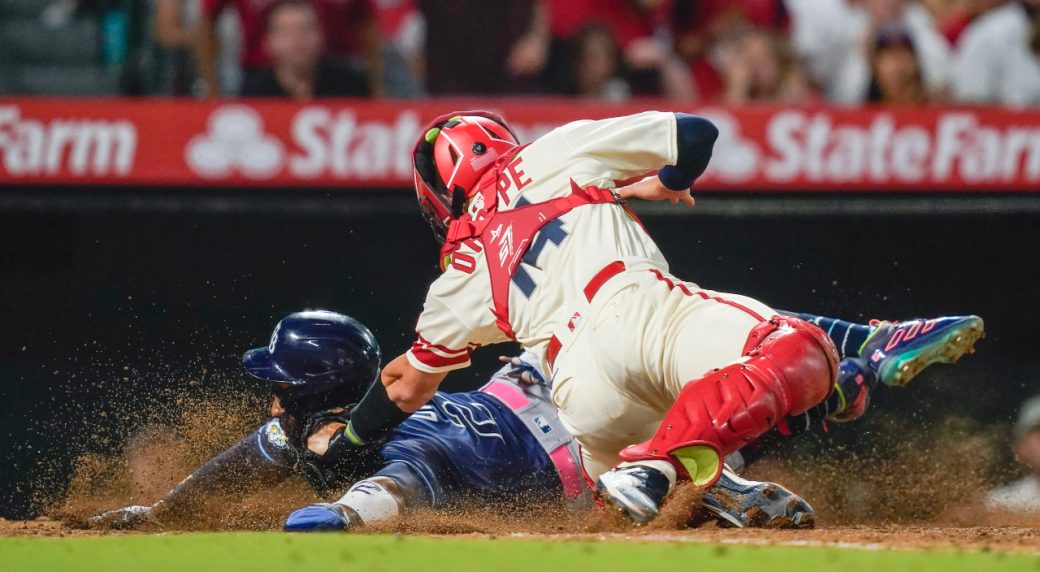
[152,423,296,518]
[345,378,412,445]
[657,113,719,191]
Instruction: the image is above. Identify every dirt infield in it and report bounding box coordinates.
[5,518,1040,553]
[17,394,1040,555]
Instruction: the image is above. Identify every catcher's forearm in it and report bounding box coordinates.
[152,423,296,520]
[347,355,442,444]
[345,379,413,444]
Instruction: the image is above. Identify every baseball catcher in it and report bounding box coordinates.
[315,110,983,523]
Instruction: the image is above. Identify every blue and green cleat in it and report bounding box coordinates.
[859,315,984,387]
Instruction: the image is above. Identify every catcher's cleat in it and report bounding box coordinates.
[859,315,984,387]
[596,464,673,525]
[284,503,351,532]
[701,468,815,529]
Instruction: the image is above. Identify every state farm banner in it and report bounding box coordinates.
[1,98,1039,190]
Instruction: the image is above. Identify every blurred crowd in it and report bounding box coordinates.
[6,0,1040,105]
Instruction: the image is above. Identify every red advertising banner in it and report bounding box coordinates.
[1,98,1039,191]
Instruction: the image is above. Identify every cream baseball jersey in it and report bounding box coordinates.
[407,112,680,373]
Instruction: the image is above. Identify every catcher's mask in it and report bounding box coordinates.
[242,310,381,417]
[412,110,519,243]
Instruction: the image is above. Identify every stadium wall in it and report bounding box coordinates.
[1,98,1038,518]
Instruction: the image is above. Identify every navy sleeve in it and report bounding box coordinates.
[658,113,719,190]
[347,378,413,444]
[153,422,296,515]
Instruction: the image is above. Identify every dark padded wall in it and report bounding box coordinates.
[1,190,1034,518]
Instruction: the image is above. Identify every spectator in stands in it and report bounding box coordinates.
[718,29,813,103]
[565,23,631,101]
[152,0,241,96]
[196,0,383,98]
[239,0,369,99]
[919,0,974,45]
[669,0,791,100]
[414,0,549,95]
[951,0,1040,105]
[547,0,667,54]
[866,24,929,105]
[152,0,198,94]
[372,0,425,96]
[546,0,694,99]
[787,0,951,103]
[985,395,1040,512]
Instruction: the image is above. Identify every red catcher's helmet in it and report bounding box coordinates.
[412,111,519,243]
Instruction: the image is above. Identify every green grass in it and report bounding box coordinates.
[2,533,1037,572]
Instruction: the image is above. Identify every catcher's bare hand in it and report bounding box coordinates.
[616,176,695,207]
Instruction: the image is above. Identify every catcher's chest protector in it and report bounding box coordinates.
[440,158,619,339]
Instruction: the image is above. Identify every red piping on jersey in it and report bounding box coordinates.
[439,149,621,339]
[545,263,767,371]
[409,345,470,369]
[649,269,765,322]
[410,334,480,369]
[414,333,472,356]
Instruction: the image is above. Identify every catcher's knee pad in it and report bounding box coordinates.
[742,316,839,415]
[619,317,838,486]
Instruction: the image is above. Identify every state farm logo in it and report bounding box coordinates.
[0,105,137,177]
[698,109,760,183]
[186,106,285,179]
[761,111,1040,184]
[694,109,1040,186]
[183,106,422,181]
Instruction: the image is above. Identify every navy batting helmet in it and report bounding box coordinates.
[242,310,381,416]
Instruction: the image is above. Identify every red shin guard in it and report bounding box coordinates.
[619,317,839,486]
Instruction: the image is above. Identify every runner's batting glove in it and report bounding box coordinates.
[298,408,384,495]
[498,355,546,385]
